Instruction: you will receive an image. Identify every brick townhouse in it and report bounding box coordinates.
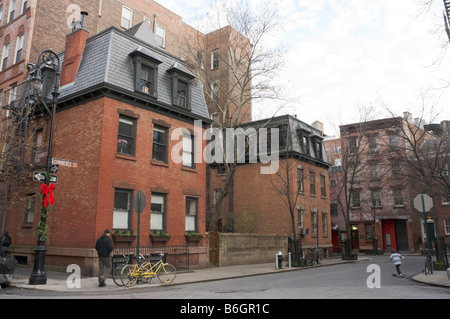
[208,115,333,259]
[0,1,254,274]
[2,19,210,275]
[327,115,450,253]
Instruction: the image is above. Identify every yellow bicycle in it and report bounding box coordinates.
[120,252,177,287]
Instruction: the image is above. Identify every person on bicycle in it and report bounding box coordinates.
[389,249,405,277]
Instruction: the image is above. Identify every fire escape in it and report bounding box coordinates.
[1,56,58,182]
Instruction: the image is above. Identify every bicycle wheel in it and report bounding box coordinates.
[157,263,177,284]
[112,266,124,286]
[121,264,139,287]
[424,259,431,275]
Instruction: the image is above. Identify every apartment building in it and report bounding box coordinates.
[328,115,449,253]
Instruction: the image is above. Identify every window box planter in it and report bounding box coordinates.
[113,230,137,242]
[150,231,171,242]
[185,232,203,242]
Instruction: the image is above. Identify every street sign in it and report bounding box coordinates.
[413,194,433,250]
[414,194,433,213]
[52,158,78,168]
[133,190,146,214]
[33,172,58,183]
[49,164,59,173]
[133,190,146,259]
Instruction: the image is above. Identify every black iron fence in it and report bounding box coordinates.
[112,245,190,271]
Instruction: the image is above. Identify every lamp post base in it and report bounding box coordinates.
[29,242,47,285]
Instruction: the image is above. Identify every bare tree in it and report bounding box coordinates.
[384,110,448,263]
[330,106,377,257]
[181,0,287,231]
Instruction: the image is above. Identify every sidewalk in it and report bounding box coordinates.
[7,256,450,293]
[8,258,356,293]
[412,271,450,288]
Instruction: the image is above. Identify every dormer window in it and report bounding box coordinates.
[167,63,195,109]
[130,47,162,98]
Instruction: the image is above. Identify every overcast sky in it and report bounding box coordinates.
[156,0,450,135]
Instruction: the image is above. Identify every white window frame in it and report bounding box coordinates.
[155,24,166,48]
[150,193,166,231]
[185,197,198,231]
[2,42,10,71]
[211,49,219,70]
[121,6,132,29]
[20,0,27,14]
[113,189,132,230]
[7,0,15,23]
[14,34,24,64]
[182,133,194,168]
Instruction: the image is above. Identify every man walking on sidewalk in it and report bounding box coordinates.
[95,229,114,287]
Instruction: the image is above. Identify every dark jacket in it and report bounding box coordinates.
[1,233,11,248]
[95,234,113,258]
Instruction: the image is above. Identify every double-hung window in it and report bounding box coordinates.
[182,133,195,168]
[297,167,304,193]
[320,174,326,197]
[185,197,198,231]
[371,191,382,207]
[168,64,195,109]
[7,0,15,23]
[309,170,316,195]
[155,24,166,48]
[113,189,132,230]
[121,6,132,29]
[352,191,361,208]
[117,115,136,156]
[14,34,23,64]
[211,49,219,70]
[24,194,35,225]
[130,48,162,98]
[152,125,168,162]
[151,193,166,231]
[2,42,10,71]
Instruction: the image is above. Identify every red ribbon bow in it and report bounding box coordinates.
[41,183,55,208]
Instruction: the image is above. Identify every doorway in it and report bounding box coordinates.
[394,220,409,252]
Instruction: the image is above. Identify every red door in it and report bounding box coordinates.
[381,220,397,252]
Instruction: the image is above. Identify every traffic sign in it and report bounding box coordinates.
[133,190,146,214]
[133,190,146,260]
[414,194,433,250]
[414,194,433,213]
[33,172,58,183]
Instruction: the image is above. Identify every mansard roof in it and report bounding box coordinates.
[57,23,209,121]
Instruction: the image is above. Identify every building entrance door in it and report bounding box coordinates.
[382,220,396,252]
[394,220,409,252]
[208,232,219,266]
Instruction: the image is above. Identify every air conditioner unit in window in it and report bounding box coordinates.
[298,227,304,235]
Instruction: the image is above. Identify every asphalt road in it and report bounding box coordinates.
[1,255,449,300]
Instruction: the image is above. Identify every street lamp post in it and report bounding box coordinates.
[29,49,60,285]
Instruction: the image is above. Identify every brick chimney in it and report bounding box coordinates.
[60,12,89,87]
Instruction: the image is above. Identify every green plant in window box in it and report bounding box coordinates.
[113,229,136,241]
[185,231,203,241]
[150,230,171,241]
